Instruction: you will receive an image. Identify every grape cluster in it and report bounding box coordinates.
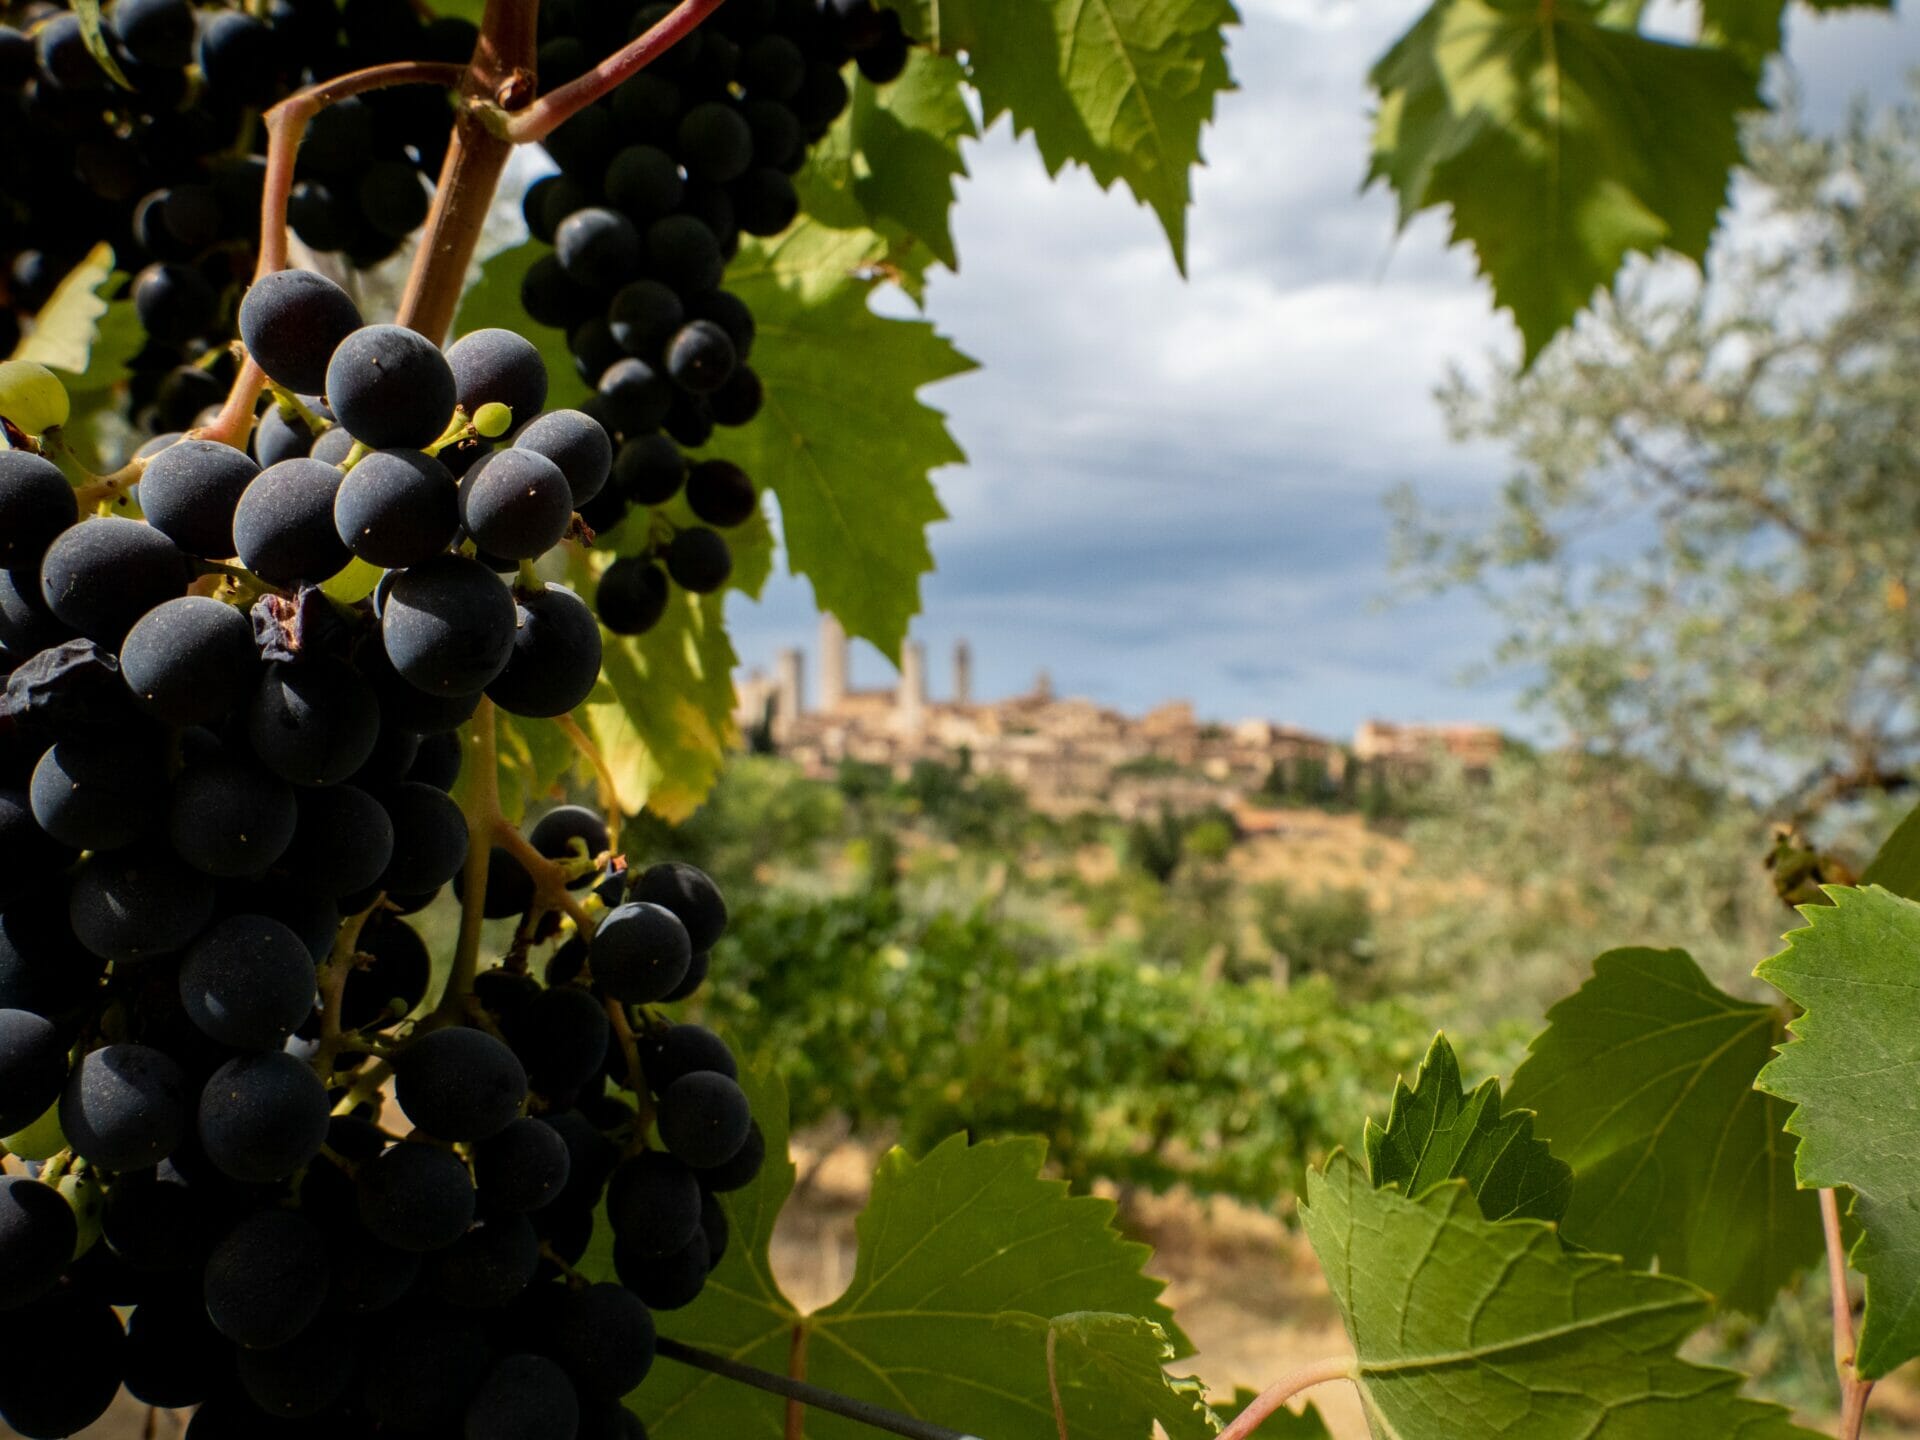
[518,0,908,635]
[0,0,467,431]
[0,270,760,1437]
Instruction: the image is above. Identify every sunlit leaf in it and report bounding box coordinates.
[1368,0,1760,360]
[704,220,972,660]
[618,1067,1192,1440]
[1363,1032,1569,1223]
[73,0,134,89]
[1508,947,1817,1315]
[884,0,1236,268]
[1301,1153,1823,1439]
[1756,885,1920,1376]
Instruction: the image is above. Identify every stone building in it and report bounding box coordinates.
[733,620,1503,815]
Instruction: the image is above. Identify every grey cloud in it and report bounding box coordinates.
[730,0,1917,744]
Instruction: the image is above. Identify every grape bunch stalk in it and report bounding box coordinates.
[0,0,467,433]
[0,266,763,1438]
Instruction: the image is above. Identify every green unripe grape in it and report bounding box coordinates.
[320,554,384,604]
[58,1171,104,1259]
[3,1101,65,1161]
[0,360,71,435]
[474,401,513,439]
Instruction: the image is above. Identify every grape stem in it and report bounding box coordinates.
[1045,1327,1066,1440]
[331,1056,397,1117]
[314,897,383,1078]
[265,383,330,435]
[190,57,467,452]
[555,714,623,852]
[656,1339,986,1440]
[1824,1188,1876,1438]
[253,61,470,283]
[394,0,542,342]
[500,0,730,143]
[194,356,267,453]
[422,408,482,458]
[67,452,147,508]
[606,999,646,1133]
[442,697,503,1025]
[1214,1357,1355,1440]
[537,1241,588,1285]
[489,817,599,935]
[787,1324,810,1440]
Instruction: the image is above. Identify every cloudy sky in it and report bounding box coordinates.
[725,0,1920,739]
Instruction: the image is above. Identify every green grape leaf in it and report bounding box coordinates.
[1700,0,1787,58]
[709,501,775,599]
[595,494,775,599]
[14,245,145,474]
[996,1312,1215,1440]
[1755,885,1920,1377]
[15,244,130,378]
[620,1066,1191,1440]
[429,0,487,21]
[1362,1033,1569,1223]
[448,711,567,853]
[1861,801,1920,900]
[468,227,963,661]
[1708,0,1895,63]
[57,300,143,401]
[703,220,972,661]
[566,504,772,821]
[799,50,975,290]
[885,0,1234,268]
[730,219,895,300]
[1506,947,1817,1316]
[575,1061,794,1294]
[1301,1153,1824,1440]
[493,711,580,825]
[72,0,135,90]
[583,587,741,825]
[1369,0,1760,361]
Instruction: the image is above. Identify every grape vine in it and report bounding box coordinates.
[0,1,1911,1439]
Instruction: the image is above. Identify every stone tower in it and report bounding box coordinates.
[898,640,927,732]
[953,639,972,706]
[774,648,804,737]
[818,612,848,714]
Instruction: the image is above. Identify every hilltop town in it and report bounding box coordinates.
[735,618,1505,818]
